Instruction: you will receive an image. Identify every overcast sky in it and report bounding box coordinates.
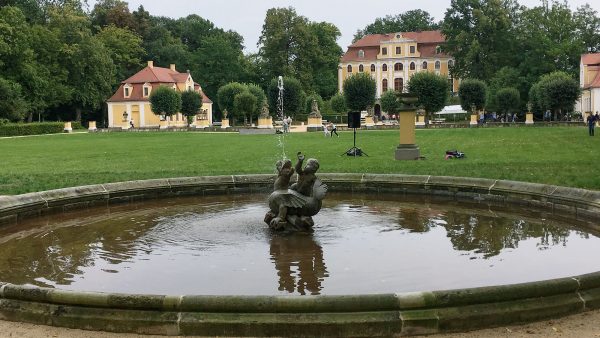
[94,0,600,53]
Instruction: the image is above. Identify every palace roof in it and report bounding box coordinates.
[341,30,449,62]
[582,53,600,66]
[582,54,600,89]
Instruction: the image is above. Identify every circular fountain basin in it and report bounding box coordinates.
[1,174,600,337]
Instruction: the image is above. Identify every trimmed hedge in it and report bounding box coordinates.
[0,122,67,137]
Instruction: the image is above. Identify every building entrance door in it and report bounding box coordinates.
[131,105,140,128]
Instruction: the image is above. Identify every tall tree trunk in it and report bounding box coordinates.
[76,107,82,122]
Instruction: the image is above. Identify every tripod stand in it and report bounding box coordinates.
[342,127,368,157]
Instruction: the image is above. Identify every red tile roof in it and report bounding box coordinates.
[349,30,445,48]
[342,31,448,62]
[582,53,600,66]
[108,64,212,103]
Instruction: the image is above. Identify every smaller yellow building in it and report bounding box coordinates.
[579,53,600,115]
[107,61,213,128]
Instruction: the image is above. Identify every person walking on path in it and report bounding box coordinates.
[587,113,596,136]
[330,123,339,137]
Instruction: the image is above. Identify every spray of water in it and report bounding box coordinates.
[276,76,287,160]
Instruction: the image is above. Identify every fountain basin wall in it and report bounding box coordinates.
[1,174,600,337]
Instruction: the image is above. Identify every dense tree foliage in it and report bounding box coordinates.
[407,72,449,123]
[343,73,376,112]
[532,71,581,120]
[234,92,258,125]
[258,7,342,100]
[149,86,181,117]
[459,79,487,112]
[495,88,521,116]
[354,10,440,42]
[305,94,324,114]
[181,90,202,123]
[379,91,401,117]
[266,76,306,118]
[329,93,347,115]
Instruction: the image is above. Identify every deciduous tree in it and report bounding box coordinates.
[407,72,448,124]
[150,85,182,118]
[459,79,487,112]
[342,73,376,112]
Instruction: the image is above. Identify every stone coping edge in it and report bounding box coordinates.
[1,174,600,336]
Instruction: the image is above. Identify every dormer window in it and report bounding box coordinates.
[143,83,152,97]
[436,46,442,54]
[358,50,365,58]
[123,84,132,98]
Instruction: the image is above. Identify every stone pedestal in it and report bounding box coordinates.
[258,117,273,129]
[396,110,420,160]
[63,122,72,133]
[395,144,421,160]
[415,115,426,127]
[88,121,97,132]
[364,116,375,127]
[307,117,323,127]
[221,119,230,129]
[470,114,478,126]
[525,113,534,125]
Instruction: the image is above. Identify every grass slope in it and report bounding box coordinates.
[0,127,598,195]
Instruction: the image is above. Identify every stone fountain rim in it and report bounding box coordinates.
[1,173,600,336]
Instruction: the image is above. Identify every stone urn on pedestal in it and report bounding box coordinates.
[395,93,421,160]
[307,99,323,131]
[470,104,479,126]
[221,110,230,129]
[258,103,274,129]
[364,106,375,127]
[525,102,534,125]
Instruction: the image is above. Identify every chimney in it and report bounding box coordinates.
[170,64,176,71]
[147,61,153,68]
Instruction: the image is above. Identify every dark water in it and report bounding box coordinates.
[0,193,599,296]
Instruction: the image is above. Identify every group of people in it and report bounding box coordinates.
[282,116,293,133]
[323,122,338,137]
[587,112,599,136]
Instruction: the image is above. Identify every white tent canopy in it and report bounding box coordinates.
[435,105,467,115]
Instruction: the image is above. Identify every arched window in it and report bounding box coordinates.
[394,78,403,92]
[359,64,364,72]
[382,79,388,92]
[435,61,441,70]
[370,64,376,72]
[410,62,416,70]
[358,50,365,58]
[382,64,388,71]
[448,60,454,68]
[394,63,403,71]
[422,61,428,70]
[347,65,352,73]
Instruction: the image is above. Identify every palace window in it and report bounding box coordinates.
[395,46,401,54]
[410,45,416,54]
[143,83,151,97]
[422,61,428,70]
[358,49,365,58]
[448,60,454,68]
[394,78,403,92]
[371,64,376,72]
[382,47,388,55]
[382,79,388,92]
[410,62,416,70]
[382,64,388,71]
[435,61,441,70]
[394,63,403,71]
[123,84,132,98]
[347,65,353,73]
[359,64,364,72]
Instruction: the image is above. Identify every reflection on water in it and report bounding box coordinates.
[270,233,327,295]
[0,193,598,295]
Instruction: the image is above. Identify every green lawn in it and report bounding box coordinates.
[0,127,598,195]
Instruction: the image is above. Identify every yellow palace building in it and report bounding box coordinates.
[579,53,600,116]
[107,61,213,129]
[338,30,457,117]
